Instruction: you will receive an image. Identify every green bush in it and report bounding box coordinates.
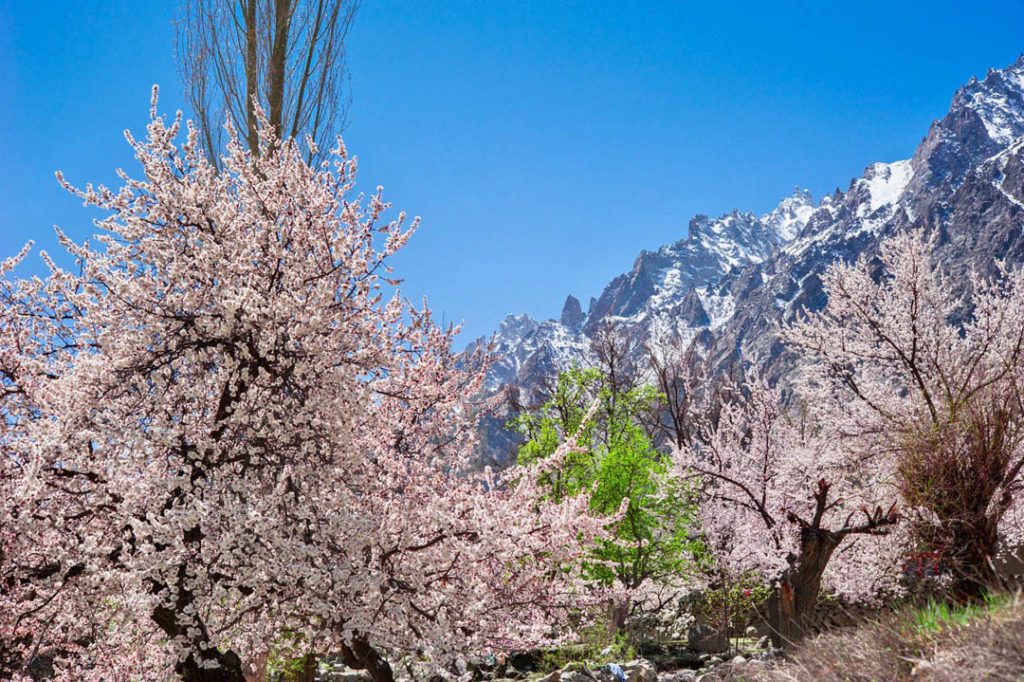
[537,626,636,672]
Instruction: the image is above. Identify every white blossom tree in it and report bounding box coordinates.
[675,379,900,645]
[0,92,606,682]
[783,230,1024,598]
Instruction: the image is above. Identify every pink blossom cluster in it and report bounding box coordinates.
[676,229,1024,612]
[0,93,607,680]
[783,231,1024,563]
[675,379,902,603]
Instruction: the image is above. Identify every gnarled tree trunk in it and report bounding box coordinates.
[152,604,246,682]
[767,528,841,648]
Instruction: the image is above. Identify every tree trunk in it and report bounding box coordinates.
[267,0,290,135]
[244,651,270,682]
[152,594,246,681]
[244,0,259,155]
[153,609,245,681]
[948,515,1001,600]
[767,529,840,648]
[607,597,630,636]
[284,654,318,682]
[340,635,394,682]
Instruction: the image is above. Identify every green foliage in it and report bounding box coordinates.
[690,572,771,639]
[263,631,315,681]
[509,366,703,591]
[907,592,1012,636]
[536,626,636,672]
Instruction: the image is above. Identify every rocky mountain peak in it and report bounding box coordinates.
[559,295,586,329]
[473,56,1024,469]
[914,58,1024,189]
[954,59,1024,146]
[761,187,815,242]
[498,313,539,338]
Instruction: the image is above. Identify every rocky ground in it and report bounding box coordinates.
[314,640,780,682]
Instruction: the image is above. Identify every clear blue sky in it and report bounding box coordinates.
[2,1,1023,342]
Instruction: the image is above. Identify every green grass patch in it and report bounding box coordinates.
[905,592,1012,637]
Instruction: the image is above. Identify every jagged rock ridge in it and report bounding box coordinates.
[472,55,1024,468]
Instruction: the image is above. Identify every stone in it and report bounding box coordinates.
[662,671,697,682]
[316,663,372,682]
[729,655,746,665]
[621,659,658,682]
[687,624,729,654]
[744,626,758,638]
[556,662,604,682]
[568,671,599,682]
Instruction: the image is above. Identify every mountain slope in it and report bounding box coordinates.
[474,55,1024,468]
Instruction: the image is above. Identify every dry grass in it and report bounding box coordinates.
[704,592,1024,681]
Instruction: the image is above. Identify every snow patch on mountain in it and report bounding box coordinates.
[861,160,914,213]
[697,289,736,330]
[959,58,1024,146]
[762,188,816,241]
[648,267,684,311]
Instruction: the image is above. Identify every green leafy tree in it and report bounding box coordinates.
[510,366,703,597]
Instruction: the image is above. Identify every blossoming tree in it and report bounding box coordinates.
[675,379,900,645]
[0,93,605,681]
[782,230,1024,598]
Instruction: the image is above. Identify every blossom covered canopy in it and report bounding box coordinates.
[0,92,605,681]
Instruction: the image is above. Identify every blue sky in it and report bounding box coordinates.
[2,1,1024,342]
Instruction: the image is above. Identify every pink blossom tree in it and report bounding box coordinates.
[783,230,1024,598]
[0,92,605,681]
[675,379,900,645]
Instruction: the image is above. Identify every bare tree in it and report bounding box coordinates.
[645,327,706,450]
[590,319,640,398]
[177,0,359,163]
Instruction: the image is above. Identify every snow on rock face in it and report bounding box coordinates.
[697,289,737,330]
[959,58,1024,145]
[474,55,1024,468]
[860,160,914,213]
[762,188,816,242]
[476,188,814,401]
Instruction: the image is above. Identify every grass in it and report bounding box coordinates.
[908,592,1011,636]
[703,591,1024,682]
[534,626,637,674]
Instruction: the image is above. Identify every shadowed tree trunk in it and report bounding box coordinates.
[340,635,394,682]
[152,604,246,682]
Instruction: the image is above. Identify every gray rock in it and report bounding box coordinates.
[660,671,697,682]
[687,624,729,654]
[316,663,371,682]
[560,295,586,329]
[621,659,658,682]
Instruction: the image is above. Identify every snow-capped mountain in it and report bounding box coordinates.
[470,189,817,391]
[474,55,1024,468]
